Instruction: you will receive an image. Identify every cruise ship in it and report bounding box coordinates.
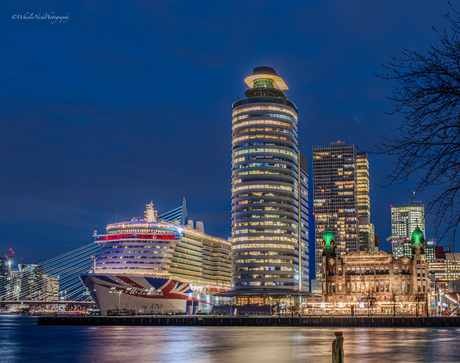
[81,202,232,315]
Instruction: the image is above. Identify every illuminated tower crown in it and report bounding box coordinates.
[411,226,425,255]
[243,66,288,99]
[322,229,336,256]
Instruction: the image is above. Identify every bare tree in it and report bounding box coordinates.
[378,7,460,245]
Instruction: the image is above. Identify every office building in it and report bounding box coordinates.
[429,252,460,293]
[356,152,374,252]
[19,264,43,300]
[231,66,309,300]
[391,201,425,258]
[0,258,7,300]
[0,257,9,276]
[425,239,436,262]
[312,142,372,292]
[42,274,60,300]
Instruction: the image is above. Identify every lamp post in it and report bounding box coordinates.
[415,293,424,317]
[392,292,396,317]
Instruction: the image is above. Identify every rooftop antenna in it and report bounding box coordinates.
[274,59,277,71]
[115,213,118,223]
[412,191,416,202]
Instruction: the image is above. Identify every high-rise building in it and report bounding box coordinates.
[42,274,60,300]
[231,66,309,298]
[356,152,374,252]
[425,239,436,262]
[0,257,9,276]
[19,264,43,300]
[312,142,372,292]
[0,258,8,300]
[391,201,425,258]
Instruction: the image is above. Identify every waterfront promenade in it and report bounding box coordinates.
[38,315,460,327]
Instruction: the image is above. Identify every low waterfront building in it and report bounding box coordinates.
[321,228,428,315]
[429,252,460,294]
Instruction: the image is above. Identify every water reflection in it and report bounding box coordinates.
[1,316,459,362]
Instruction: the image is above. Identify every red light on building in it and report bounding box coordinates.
[312,212,315,216]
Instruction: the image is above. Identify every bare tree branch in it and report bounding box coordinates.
[375,5,460,248]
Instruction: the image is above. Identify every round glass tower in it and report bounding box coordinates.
[231,67,300,293]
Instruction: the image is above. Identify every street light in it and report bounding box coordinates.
[415,293,425,317]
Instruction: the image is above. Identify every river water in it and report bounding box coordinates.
[1,315,459,362]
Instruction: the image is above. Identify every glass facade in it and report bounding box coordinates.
[391,201,425,258]
[356,152,373,252]
[231,67,309,293]
[312,142,372,290]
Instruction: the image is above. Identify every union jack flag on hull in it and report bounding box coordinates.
[80,274,213,315]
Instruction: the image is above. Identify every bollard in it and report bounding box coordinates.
[332,331,344,363]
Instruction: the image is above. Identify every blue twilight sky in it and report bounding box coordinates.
[0,1,454,263]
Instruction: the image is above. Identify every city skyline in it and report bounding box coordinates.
[1,1,454,263]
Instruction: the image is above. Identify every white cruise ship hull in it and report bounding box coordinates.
[81,274,214,315]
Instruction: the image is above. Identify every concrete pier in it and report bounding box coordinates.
[37,316,460,327]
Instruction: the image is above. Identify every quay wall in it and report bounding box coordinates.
[38,316,460,327]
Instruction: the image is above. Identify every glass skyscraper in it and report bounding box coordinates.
[312,142,373,293]
[356,152,374,252]
[391,201,425,258]
[231,67,309,295]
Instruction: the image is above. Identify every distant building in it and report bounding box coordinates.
[429,252,460,293]
[18,264,43,300]
[321,228,428,315]
[0,257,10,276]
[356,152,374,252]
[42,274,59,301]
[447,280,460,293]
[425,239,436,262]
[9,270,22,300]
[391,201,425,258]
[312,142,373,293]
[0,251,14,300]
[0,257,9,300]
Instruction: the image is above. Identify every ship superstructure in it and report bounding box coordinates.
[81,202,231,315]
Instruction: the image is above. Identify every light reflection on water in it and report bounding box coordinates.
[1,316,459,362]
